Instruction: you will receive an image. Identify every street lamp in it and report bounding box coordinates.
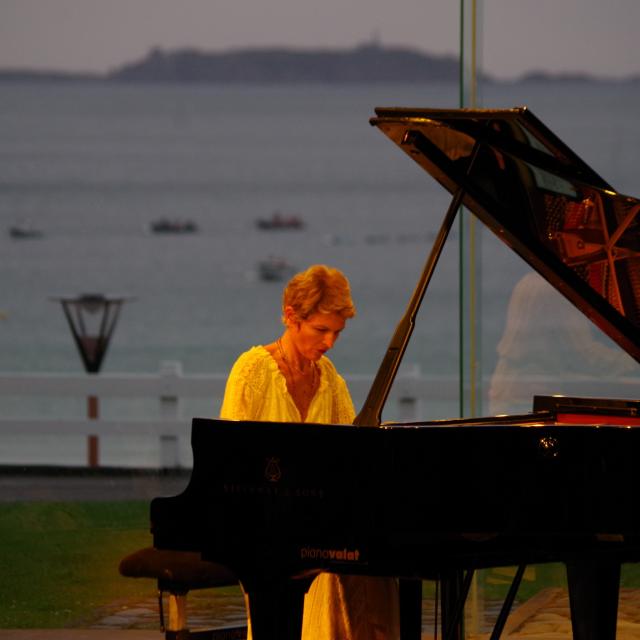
[52,293,133,466]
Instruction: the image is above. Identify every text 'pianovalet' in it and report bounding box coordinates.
[151,108,640,640]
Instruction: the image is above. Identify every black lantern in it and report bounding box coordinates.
[53,293,132,373]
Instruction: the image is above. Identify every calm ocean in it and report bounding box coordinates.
[1,80,640,423]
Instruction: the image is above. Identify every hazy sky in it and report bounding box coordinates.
[1,0,639,80]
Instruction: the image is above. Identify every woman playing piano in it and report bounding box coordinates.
[220,264,399,640]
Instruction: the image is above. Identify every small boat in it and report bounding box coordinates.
[257,257,295,282]
[150,218,198,234]
[255,212,304,231]
[9,223,43,239]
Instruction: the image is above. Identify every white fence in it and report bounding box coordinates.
[0,362,432,469]
[1,361,637,469]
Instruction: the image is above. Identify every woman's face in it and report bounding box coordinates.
[288,310,346,361]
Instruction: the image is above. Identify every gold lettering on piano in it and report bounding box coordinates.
[223,482,325,498]
[300,546,362,563]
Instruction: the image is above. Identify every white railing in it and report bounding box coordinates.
[1,361,637,469]
[0,361,435,469]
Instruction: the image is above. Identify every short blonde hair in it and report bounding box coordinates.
[282,265,356,322]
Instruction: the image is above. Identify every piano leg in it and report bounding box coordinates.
[243,577,312,640]
[489,564,526,640]
[566,560,620,640]
[399,578,422,640]
[440,569,474,640]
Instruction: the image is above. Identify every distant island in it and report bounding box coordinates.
[0,43,637,85]
[109,43,463,84]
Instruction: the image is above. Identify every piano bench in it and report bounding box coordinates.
[119,547,247,640]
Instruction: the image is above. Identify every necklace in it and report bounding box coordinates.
[277,339,317,377]
[276,338,319,407]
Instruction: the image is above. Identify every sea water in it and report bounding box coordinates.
[1,80,640,431]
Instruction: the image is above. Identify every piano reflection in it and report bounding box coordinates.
[150,108,640,640]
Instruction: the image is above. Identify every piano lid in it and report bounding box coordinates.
[370,106,640,363]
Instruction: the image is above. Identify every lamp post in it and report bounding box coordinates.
[52,293,132,467]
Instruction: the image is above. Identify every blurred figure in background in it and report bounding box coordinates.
[489,271,637,415]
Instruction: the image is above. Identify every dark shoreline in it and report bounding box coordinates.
[1,44,637,86]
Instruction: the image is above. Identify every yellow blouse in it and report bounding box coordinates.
[219,345,399,640]
[220,345,356,424]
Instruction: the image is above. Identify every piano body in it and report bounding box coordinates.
[151,108,640,640]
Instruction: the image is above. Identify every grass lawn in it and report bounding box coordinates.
[0,500,155,628]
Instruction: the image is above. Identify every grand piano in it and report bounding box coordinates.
[151,108,640,640]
